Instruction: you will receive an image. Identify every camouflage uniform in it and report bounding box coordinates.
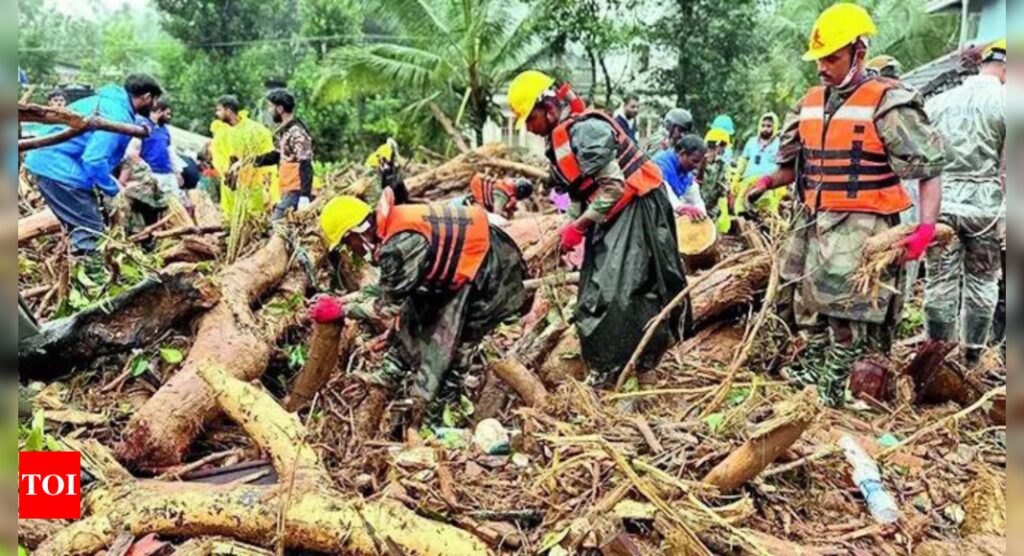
[699,157,730,222]
[776,77,946,406]
[923,74,1005,357]
[119,157,168,236]
[349,226,530,420]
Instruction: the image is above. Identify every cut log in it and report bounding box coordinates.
[690,254,772,330]
[118,236,294,469]
[35,366,490,556]
[19,265,220,380]
[18,208,61,244]
[539,327,587,385]
[853,223,955,298]
[405,143,545,199]
[490,359,550,408]
[284,321,354,412]
[903,339,965,404]
[702,387,819,492]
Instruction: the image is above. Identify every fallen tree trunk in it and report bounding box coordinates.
[19,265,220,380]
[690,254,772,330]
[702,387,819,492]
[405,143,545,199]
[118,236,293,469]
[36,367,489,555]
[18,208,61,244]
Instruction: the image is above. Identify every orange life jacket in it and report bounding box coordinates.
[377,203,491,289]
[470,174,517,213]
[279,161,301,193]
[549,110,663,221]
[798,79,912,215]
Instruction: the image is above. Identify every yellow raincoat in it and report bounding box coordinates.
[209,112,277,217]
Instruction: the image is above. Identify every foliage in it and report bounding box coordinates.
[323,0,557,144]
[526,0,643,106]
[154,0,300,55]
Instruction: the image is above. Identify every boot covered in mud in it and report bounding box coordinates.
[817,342,865,408]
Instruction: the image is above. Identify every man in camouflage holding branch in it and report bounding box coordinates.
[739,3,946,407]
[924,39,1006,366]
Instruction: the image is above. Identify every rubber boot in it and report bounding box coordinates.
[817,343,863,408]
[783,334,828,387]
[963,347,984,368]
[926,319,957,342]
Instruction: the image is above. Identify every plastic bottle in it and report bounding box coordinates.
[838,434,901,524]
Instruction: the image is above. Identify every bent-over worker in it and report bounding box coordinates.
[459,173,534,221]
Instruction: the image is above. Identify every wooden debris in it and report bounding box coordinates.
[490,359,550,408]
[702,387,819,492]
[18,208,61,244]
[285,321,354,412]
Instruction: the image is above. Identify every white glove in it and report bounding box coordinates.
[297,196,311,211]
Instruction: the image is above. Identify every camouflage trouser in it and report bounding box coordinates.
[924,180,1004,349]
[780,207,900,406]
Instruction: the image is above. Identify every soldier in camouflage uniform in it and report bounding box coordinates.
[923,39,1006,366]
[318,190,530,425]
[117,155,168,237]
[741,3,946,407]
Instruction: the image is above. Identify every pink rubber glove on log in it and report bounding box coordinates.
[900,222,936,261]
[676,205,707,221]
[560,222,586,252]
[309,295,346,324]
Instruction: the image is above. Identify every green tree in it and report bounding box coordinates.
[527,0,643,106]
[323,0,556,145]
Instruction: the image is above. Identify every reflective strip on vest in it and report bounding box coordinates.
[549,110,664,221]
[378,203,491,289]
[797,79,912,215]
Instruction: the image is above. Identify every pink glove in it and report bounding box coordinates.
[560,222,586,252]
[900,223,936,261]
[676,205,707,221]
[309,295,346,323]
[745,175,774,206]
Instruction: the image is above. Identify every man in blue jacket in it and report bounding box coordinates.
[23,74,163,256]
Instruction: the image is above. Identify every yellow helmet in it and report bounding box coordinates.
[705,128,731,145]
[803,3,877,62]
[507,70,555,130]
[983,38,1006,63]
[365,139,396,168]
[320,196,372,250]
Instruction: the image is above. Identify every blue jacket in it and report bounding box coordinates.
[139,119,173,174]
[24,84,136,196]
[652,149,694,198]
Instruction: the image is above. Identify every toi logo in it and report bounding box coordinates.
[19,452,81,519]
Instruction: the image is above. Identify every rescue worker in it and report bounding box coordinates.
[459,173,534,221]
[644,108,695,153]
[365,139,410,204]
[211,94,276,218]
[923,38,1005,367]
[733,112,783,216]
[652,134,708,220]
[702,128,732,231]
[866,55,901,79]
[507,70,689,384]
[739,3,946,407]
[710,114,736,164]
[318,189,530,425]
[132,99,189,208]
[253,89,315,221]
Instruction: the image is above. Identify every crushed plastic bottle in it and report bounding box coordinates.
[838,434,901,524]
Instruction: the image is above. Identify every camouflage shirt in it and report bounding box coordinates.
[777,77,947,181]
[274,119,314,163]
[926,74,1005,182]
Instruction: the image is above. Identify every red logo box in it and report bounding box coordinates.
[19,452,81,519]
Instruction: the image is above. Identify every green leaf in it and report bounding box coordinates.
[160,348,184,364]
[442,405,457,428]
[288,345,308,370]
[24,411,45,452]
[68,288,90,310]
[75,265,98,288]
[727,387,750,407]
[703,413,725,434]
[19,545,29,556]
[459,395,475,417]
[130,356,151,377]
[623,376,639,393]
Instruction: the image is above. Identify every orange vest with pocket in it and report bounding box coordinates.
[550,110,663,221]
[798,79,912,215]
[279,161,301,193]
[377,203,491,289]
[470,174,517,213]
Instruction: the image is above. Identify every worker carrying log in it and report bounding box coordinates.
[317,189,530,425]
[736,2,946,407]
[507,70,689,385]
[456,173,534,221]
[923,38,1005,367]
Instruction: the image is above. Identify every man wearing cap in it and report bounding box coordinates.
[505,70,689,385]
[316,189,530,427]
[739,3,946,407]
[643,108,694,153]
[923,39,1005,367]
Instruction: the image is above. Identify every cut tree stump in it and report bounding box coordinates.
[19,265,220,379]
[702,387,819,492]
[35,367,489,556]
[118,233,322,470]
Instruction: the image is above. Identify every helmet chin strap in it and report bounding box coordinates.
[836,37,870,88]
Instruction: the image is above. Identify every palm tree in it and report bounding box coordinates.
[320,0,557,146]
